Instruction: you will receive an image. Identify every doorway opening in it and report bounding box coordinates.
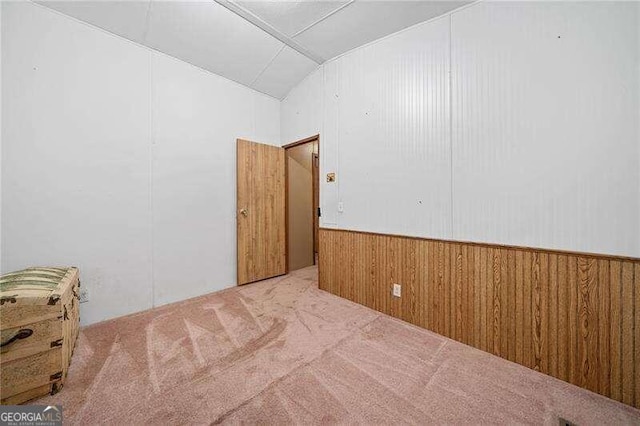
[284,135,319,272]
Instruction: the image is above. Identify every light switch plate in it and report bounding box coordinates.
[392,283,401,298]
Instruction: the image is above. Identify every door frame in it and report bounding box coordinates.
[312,152,319,262]
[283,134,320,272]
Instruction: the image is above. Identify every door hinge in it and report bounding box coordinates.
[318,207,321,217]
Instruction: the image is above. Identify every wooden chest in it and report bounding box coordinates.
[0,267,80,404]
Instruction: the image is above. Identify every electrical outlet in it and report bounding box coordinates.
[79,287,89,303]
[392,283,401,298]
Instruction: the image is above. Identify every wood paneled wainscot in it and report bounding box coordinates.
[318,228,640,409]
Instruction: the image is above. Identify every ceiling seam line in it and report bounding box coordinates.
[291,0,355,38]
[213,0,325,64]
[250,45,285,87]
[30,1,281,100]
[141,0,153,44]
[322,0,482,65]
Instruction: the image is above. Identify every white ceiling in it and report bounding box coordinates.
[37,0,471,99]
[236,1,350,37]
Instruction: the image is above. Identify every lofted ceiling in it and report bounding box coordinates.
[37,0,471,99]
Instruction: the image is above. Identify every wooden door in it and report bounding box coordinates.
[236,139,286,285]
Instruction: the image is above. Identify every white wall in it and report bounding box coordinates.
[330,16,452,239]
[1,2,280,324]
[281,68,323,145]
[150,53,279,307]
[451,1,639,257]
[282,1,640,258]
[0,1,3,270]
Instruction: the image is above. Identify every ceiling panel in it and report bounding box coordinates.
[36,0,474,99]
[294,0,472,60]
[251,46,318,99]
[36,0,151,44]
[236,0,348,37]
[145,0,283,87]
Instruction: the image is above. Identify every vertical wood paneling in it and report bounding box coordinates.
[598,259,610,396]
[436,242,446,335]
[426,242,436,331]
[610,261,622,401]
[540,253,549,372]
[443,243,451,337]
[621,262,634,405]
[500,249,509,359]
[487,247,495,354]
[533,253,543,371]
[473,246,482,349]
[515,250,524,365]
[557,255,568,382]
[417,240,428,329]
[523,251,533,369]
[577,257,598,392]
[455,244,464,343]
[548,254,558,377]
[466,245,475,347]
[507,250,516,362]
[568,256,579,385]
[635,263,640,407]
[492,248,500,355]
[319,228,640,409]
[404,239,419,325]
[480,247,488,352]
[374,235,382,310]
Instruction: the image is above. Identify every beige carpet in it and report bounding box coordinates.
[38,266,640,425]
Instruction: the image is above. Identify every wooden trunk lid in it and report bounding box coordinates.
[1,267,78,329]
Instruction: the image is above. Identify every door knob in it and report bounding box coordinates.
[240,208,248,217]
